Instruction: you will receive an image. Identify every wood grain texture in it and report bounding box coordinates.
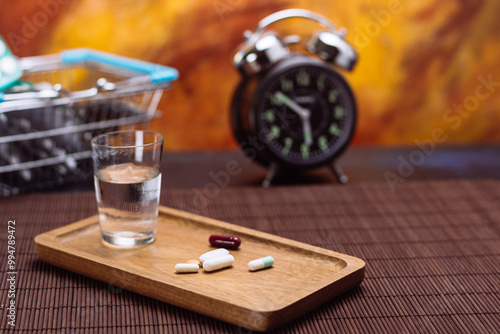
[34,206,365,331]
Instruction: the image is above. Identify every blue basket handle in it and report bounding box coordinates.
[60,48,178,84]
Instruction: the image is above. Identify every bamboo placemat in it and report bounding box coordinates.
[1,179,499,333]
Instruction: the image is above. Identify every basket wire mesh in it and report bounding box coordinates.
[0,50,177,196]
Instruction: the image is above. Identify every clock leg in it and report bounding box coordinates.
[262,162,279,188]
[331,162,349,184]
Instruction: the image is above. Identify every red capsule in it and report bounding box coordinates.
[209,234,241,249]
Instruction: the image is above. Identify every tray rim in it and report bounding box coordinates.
[35,206,366,331]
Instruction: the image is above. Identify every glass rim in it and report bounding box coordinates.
[91,130,164,149]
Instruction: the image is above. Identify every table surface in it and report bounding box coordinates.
[51,144,500,190]
[1,145,499,333]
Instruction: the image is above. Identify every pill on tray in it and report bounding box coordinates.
[175,263,199,273]
[209,234,241,249]
[203,254,234,272]
[199,248,229,264]
[248,256,274,271]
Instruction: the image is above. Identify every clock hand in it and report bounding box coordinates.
[303,117,312,146]
[274,91,313,146]
[274,91,310,118]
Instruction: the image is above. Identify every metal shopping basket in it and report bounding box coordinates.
[0,48,178,196]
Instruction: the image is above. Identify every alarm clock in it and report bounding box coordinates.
[231,9,358,187]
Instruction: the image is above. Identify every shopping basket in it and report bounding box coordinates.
[0,48,178,196]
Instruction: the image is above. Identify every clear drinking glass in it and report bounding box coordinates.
[91,130,163,247]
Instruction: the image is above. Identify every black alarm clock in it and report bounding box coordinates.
[231,9,358,187]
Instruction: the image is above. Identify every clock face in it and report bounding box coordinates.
[250,58,356,167]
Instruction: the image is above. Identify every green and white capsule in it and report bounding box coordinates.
[248,256,274,271]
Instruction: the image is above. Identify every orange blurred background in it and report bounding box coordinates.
[1,0,499,151]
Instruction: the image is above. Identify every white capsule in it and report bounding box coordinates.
[175,263,199,273]
[203,254,234,272]
[248,256,274,271]
[199,248,229,264]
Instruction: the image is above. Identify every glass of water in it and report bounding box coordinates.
[91,130,163,247]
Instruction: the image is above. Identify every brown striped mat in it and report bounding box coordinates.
[1,179,499,333]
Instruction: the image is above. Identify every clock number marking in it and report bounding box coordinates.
[329,123,343,137]
[267,125,280,141]
[280,78,294,92]
[334,106,345,119]
[328,89,339,103]
[317,73,326,91]
[300,142,310,159]
[268,92,283,106]
[282,137,293,155]
[318,135,329,152]
[297,69,310,87]
[262,109,275,123]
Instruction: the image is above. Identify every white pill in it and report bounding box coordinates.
[175,263,199,273]
[248,256,274,271]
[203,254,234,272]
[0,42,5,55]
[199,248,229,264]
[0,56,18,75]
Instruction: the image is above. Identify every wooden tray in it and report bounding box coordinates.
[35,206,365,331]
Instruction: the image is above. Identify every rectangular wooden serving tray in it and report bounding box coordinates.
[35,206,365,332]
